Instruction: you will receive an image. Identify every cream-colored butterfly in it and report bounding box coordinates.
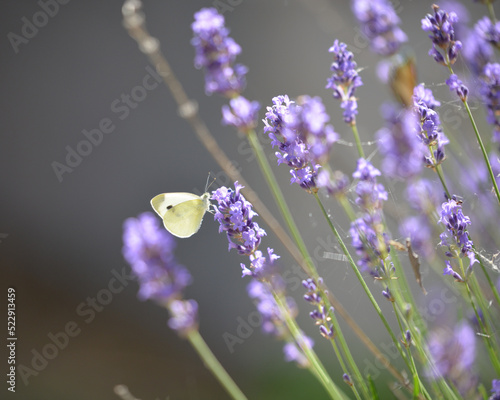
[151,192,211,238]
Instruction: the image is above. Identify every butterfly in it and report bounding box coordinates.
[151,192,211,238]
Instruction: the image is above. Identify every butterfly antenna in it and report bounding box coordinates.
[205,172,216,192]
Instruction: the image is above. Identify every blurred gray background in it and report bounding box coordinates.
[1,1,495,399]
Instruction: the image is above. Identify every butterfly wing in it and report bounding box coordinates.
[151,192,210,238]
[151,193,202,218]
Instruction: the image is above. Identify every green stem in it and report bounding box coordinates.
[247,131,313,276]
[351,123,365,159]
[247,130,370,398]
[463,99,500,206]
[273,292,348,400]
[187,330,248,400]
[487,0,497,21]
[313,192,410,370]
[329,339,363,400]
[459,260,500,376]
[435,164,450,199]
[477,251,500,307]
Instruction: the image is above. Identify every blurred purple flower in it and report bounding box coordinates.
[167,299,199,335]
[427,322,477,395]
[283,335,314,368]
[491,379,500,400]
[480,63,500,144]
[476,16,500,48]
[122,213,192,303]
[352,0,407,56]
[191,8,247,96]
[247,278,294,337]
[376,103,424,179]
[400,216,434,259]
[222,96,260,132]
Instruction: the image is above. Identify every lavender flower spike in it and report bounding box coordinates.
[480,63,500,145]
[326,40,363,124]
[167,299,199,335]
[438,196,477,270]
[352,0,408,56]
[283,335,314,368]
[376,103,424,179]
[191,8,247,96]
[212,182,281,280]
[222,95,260,132]
[264,95,339,192]
[122,212,192,303]
[421,5,462,66]
[490,379,500,400]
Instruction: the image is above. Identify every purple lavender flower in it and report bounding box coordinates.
[437,1,470,36]
[376,103,424,179]
[352,158,388,213]
[413,84,449,167]
[405,179,440,214]
[283,335,314,368]
[491,379,500,400]
[317,169,350,197]
[463,32,493,77]
[222,96,260,132]
[438,196,477,270]
[382,286,394,302]
[427,322,477,396]
[476,16,500,48]
[413,83,441,110]
[326,40,363,124]
[167,299,199,335]
[212,182,282,280]
[350,159,390,275]
[352,0,408,56]
[264,95,338,191]
[191,8,247,96]
[122,213,192,303]
[446,74,469,101]
[443,260,464,282]
[400,216,434,259]
[343,373,353,386]
[247,278,294,337]
[303,278,335,338]
[480,63,500,144]
[421,5,462,66]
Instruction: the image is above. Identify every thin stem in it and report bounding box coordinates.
[477,251,500,307]
[462,100,500,206]
[273,292,348,400]
[247,130,370,398]
[329,339,363,400]
[487,0,497,21]
[313,192,411,371]
[187,330,248,400]
[351,123,365,159]
[458,260,500,376]
[434,164,450,199]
